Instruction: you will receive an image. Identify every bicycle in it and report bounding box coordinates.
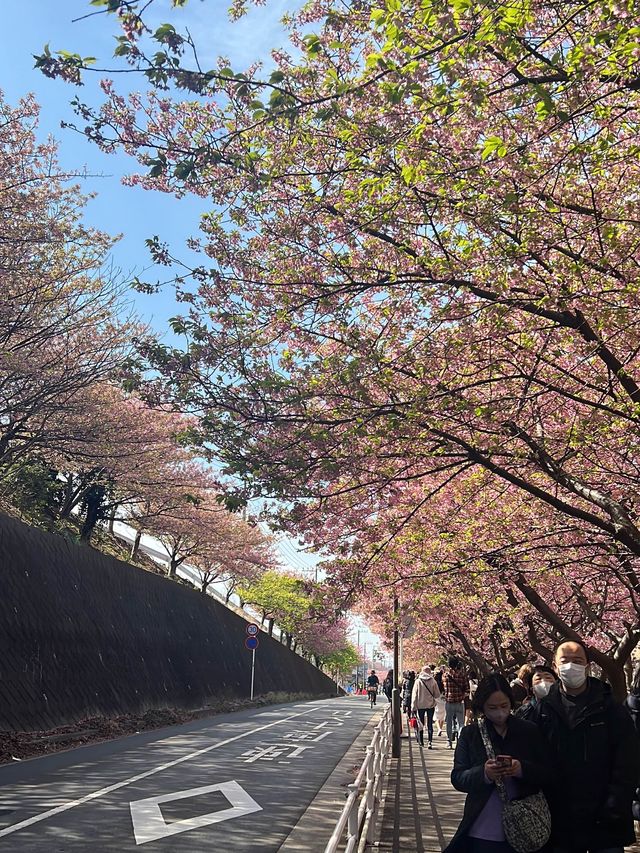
[367,688,377,708]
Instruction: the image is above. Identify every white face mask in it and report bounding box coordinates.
[558,662,587,689]
[485,708,510,725]
[532,681,552,699]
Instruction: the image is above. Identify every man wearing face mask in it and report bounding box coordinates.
[532,639,639,853]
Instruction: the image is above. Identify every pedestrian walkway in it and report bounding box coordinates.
[378,731,464,852]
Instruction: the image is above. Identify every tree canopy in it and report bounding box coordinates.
[36,0,640,687]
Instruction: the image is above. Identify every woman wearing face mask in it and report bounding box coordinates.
[444,673,553,853]
[515,665,558,722]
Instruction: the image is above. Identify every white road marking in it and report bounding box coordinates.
[282,730,331,743]
[130,780,262,845]
[0,708,314,839]
[240,742,313,763]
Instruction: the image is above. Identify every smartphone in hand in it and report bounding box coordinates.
[495,755,512,767]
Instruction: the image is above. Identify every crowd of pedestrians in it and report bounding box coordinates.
[394,640,640,853]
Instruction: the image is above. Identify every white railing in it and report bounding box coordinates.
[325,703,393,853]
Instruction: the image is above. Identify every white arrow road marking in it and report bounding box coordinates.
[130,780,262,845]
[0,707,314,839]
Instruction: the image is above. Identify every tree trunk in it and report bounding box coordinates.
[79,485,106,543]
[130,529,142,560]
[451,625,492,675]
[108,505,118,534]
[268,618,274,637]
[58,474,79,519]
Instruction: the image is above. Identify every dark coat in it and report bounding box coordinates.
[401,675,415,712]
[532,677,639,849]
[624,690,640,820]
[444,715,552,853]
[514,697,538,721]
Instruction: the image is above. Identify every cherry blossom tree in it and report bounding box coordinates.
[38,0,640,683]
[189,513,275,594]
[0,92,138,472]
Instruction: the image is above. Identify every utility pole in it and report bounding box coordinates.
[392,596,401,758]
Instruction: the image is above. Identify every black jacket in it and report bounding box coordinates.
[444,715,552,853]
[532,678,639,849]
[624,690,640,820]
[401,676,415,711]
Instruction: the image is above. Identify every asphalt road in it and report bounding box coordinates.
[0,696,376,852]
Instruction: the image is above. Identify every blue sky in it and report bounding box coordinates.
[1,0,296,330]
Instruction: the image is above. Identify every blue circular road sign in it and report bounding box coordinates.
[245,636,259,650]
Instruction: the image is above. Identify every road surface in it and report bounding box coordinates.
[0,696,375,851]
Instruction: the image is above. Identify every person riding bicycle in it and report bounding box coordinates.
[367,670,380,705]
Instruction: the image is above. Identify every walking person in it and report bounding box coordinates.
[444,656,470,749]
[401,669,416,717]
[411,665,441,748]
[515,665,557,721]
[382,669,394,703]
[510,663,534,709]
[466,669,479,724]
[445,673,552,853]
[434,665,446,736]
[532,639,640,853]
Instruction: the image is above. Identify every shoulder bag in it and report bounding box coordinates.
[478,718,551,853]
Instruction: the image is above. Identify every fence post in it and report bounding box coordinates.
[347,782,359,841]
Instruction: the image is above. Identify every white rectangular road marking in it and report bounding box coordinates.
[130,780,262,845]
[0,707,315,839]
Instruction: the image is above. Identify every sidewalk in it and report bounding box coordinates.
[378,731,464,852]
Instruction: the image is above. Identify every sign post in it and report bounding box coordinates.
[245,625,259,700]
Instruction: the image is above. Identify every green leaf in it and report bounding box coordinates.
[174,160,195,179]
[154,23,177,41]
[481,136,507,160]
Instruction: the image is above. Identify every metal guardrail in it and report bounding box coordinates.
[324,703,392,853]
